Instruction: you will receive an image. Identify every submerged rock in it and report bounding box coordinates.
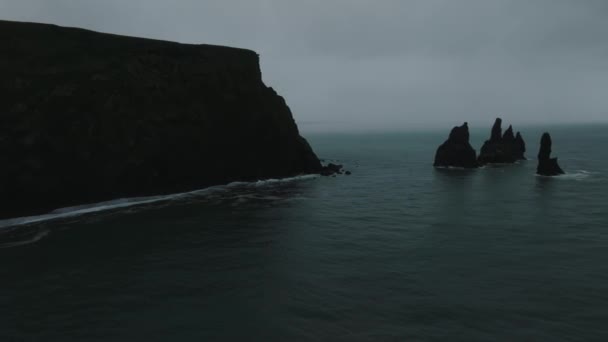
[478,118,527,164]
[0,20,324,219]
[537,133,565,176]
[433,122,478,168]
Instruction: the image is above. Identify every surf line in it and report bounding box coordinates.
[0,174,319,230]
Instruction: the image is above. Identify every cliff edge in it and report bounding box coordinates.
[0,20,323,219]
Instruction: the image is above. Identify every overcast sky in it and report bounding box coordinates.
[1,0,607,132]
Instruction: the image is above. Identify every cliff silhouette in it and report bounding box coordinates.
[0,20,324,219]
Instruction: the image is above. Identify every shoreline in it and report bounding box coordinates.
[0,174,319,231]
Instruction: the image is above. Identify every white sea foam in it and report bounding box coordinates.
[555,170,595,180]
[434,166,470,170]
[0,174,319,230]
[0,229,50,249]
[536,170,597,181]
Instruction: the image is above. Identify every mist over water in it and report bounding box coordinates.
[1,124,607,341]
[1,2,607,340]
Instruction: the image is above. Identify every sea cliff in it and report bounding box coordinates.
[0,20,322,219]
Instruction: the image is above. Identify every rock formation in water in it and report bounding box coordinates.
[0,20,336,219]
[320,163,345,176]
[514,132,526,160]
[433,122,478,168]
[478,118,527,164]
[537,133,565,176]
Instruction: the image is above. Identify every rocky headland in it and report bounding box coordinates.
[0,20,338,219]
[537,133,565,176]
[433,122,478,168]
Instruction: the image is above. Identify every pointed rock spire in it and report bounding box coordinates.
[434,122,478,168]
[514,132,526,160]
[478,118,526,164]
[536,133,565,176]
[502,125,515,141]
[490,118,503,142]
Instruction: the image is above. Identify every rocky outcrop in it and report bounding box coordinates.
[320,163,345,176]
[502,124,515,141]
[433,122,478,168]
[478,118,526,164]
[514,132,526,160]
[537,133,565,176]
[0,20,324,219]
[490,117,503,141]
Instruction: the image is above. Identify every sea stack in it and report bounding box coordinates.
[514,132,526,160]
[537,133,565,176]
[0,20,329,219]
[433,122,478,168]
[478,118,527,164]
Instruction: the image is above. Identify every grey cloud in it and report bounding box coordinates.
[1,0,607,131]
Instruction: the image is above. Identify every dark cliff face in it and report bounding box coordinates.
[478,118,526,164]
[433,122,478,168]
[537,133,564,176]
[0,20,322,219]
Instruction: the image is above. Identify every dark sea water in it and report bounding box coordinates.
[1,124,607,341]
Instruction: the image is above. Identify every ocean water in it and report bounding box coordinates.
[1,124,607,341]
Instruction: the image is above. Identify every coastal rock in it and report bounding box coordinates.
[433,122,478,168]
[490,118,503,141]
[537,133,565,176]
[478,118,526,164]
[0,20,324,219]
[320,163,345,176]
[514,132,526,160]
[502,125,515,141]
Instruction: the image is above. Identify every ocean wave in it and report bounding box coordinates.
[0,229,50,249]
[0,174,319,231]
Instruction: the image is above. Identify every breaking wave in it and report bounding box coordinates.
[0,174,319,231]
[536,170,598,181]
[0,229,50,249]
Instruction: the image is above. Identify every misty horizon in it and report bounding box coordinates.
[2,4,608,340]
[2,0,607,132]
